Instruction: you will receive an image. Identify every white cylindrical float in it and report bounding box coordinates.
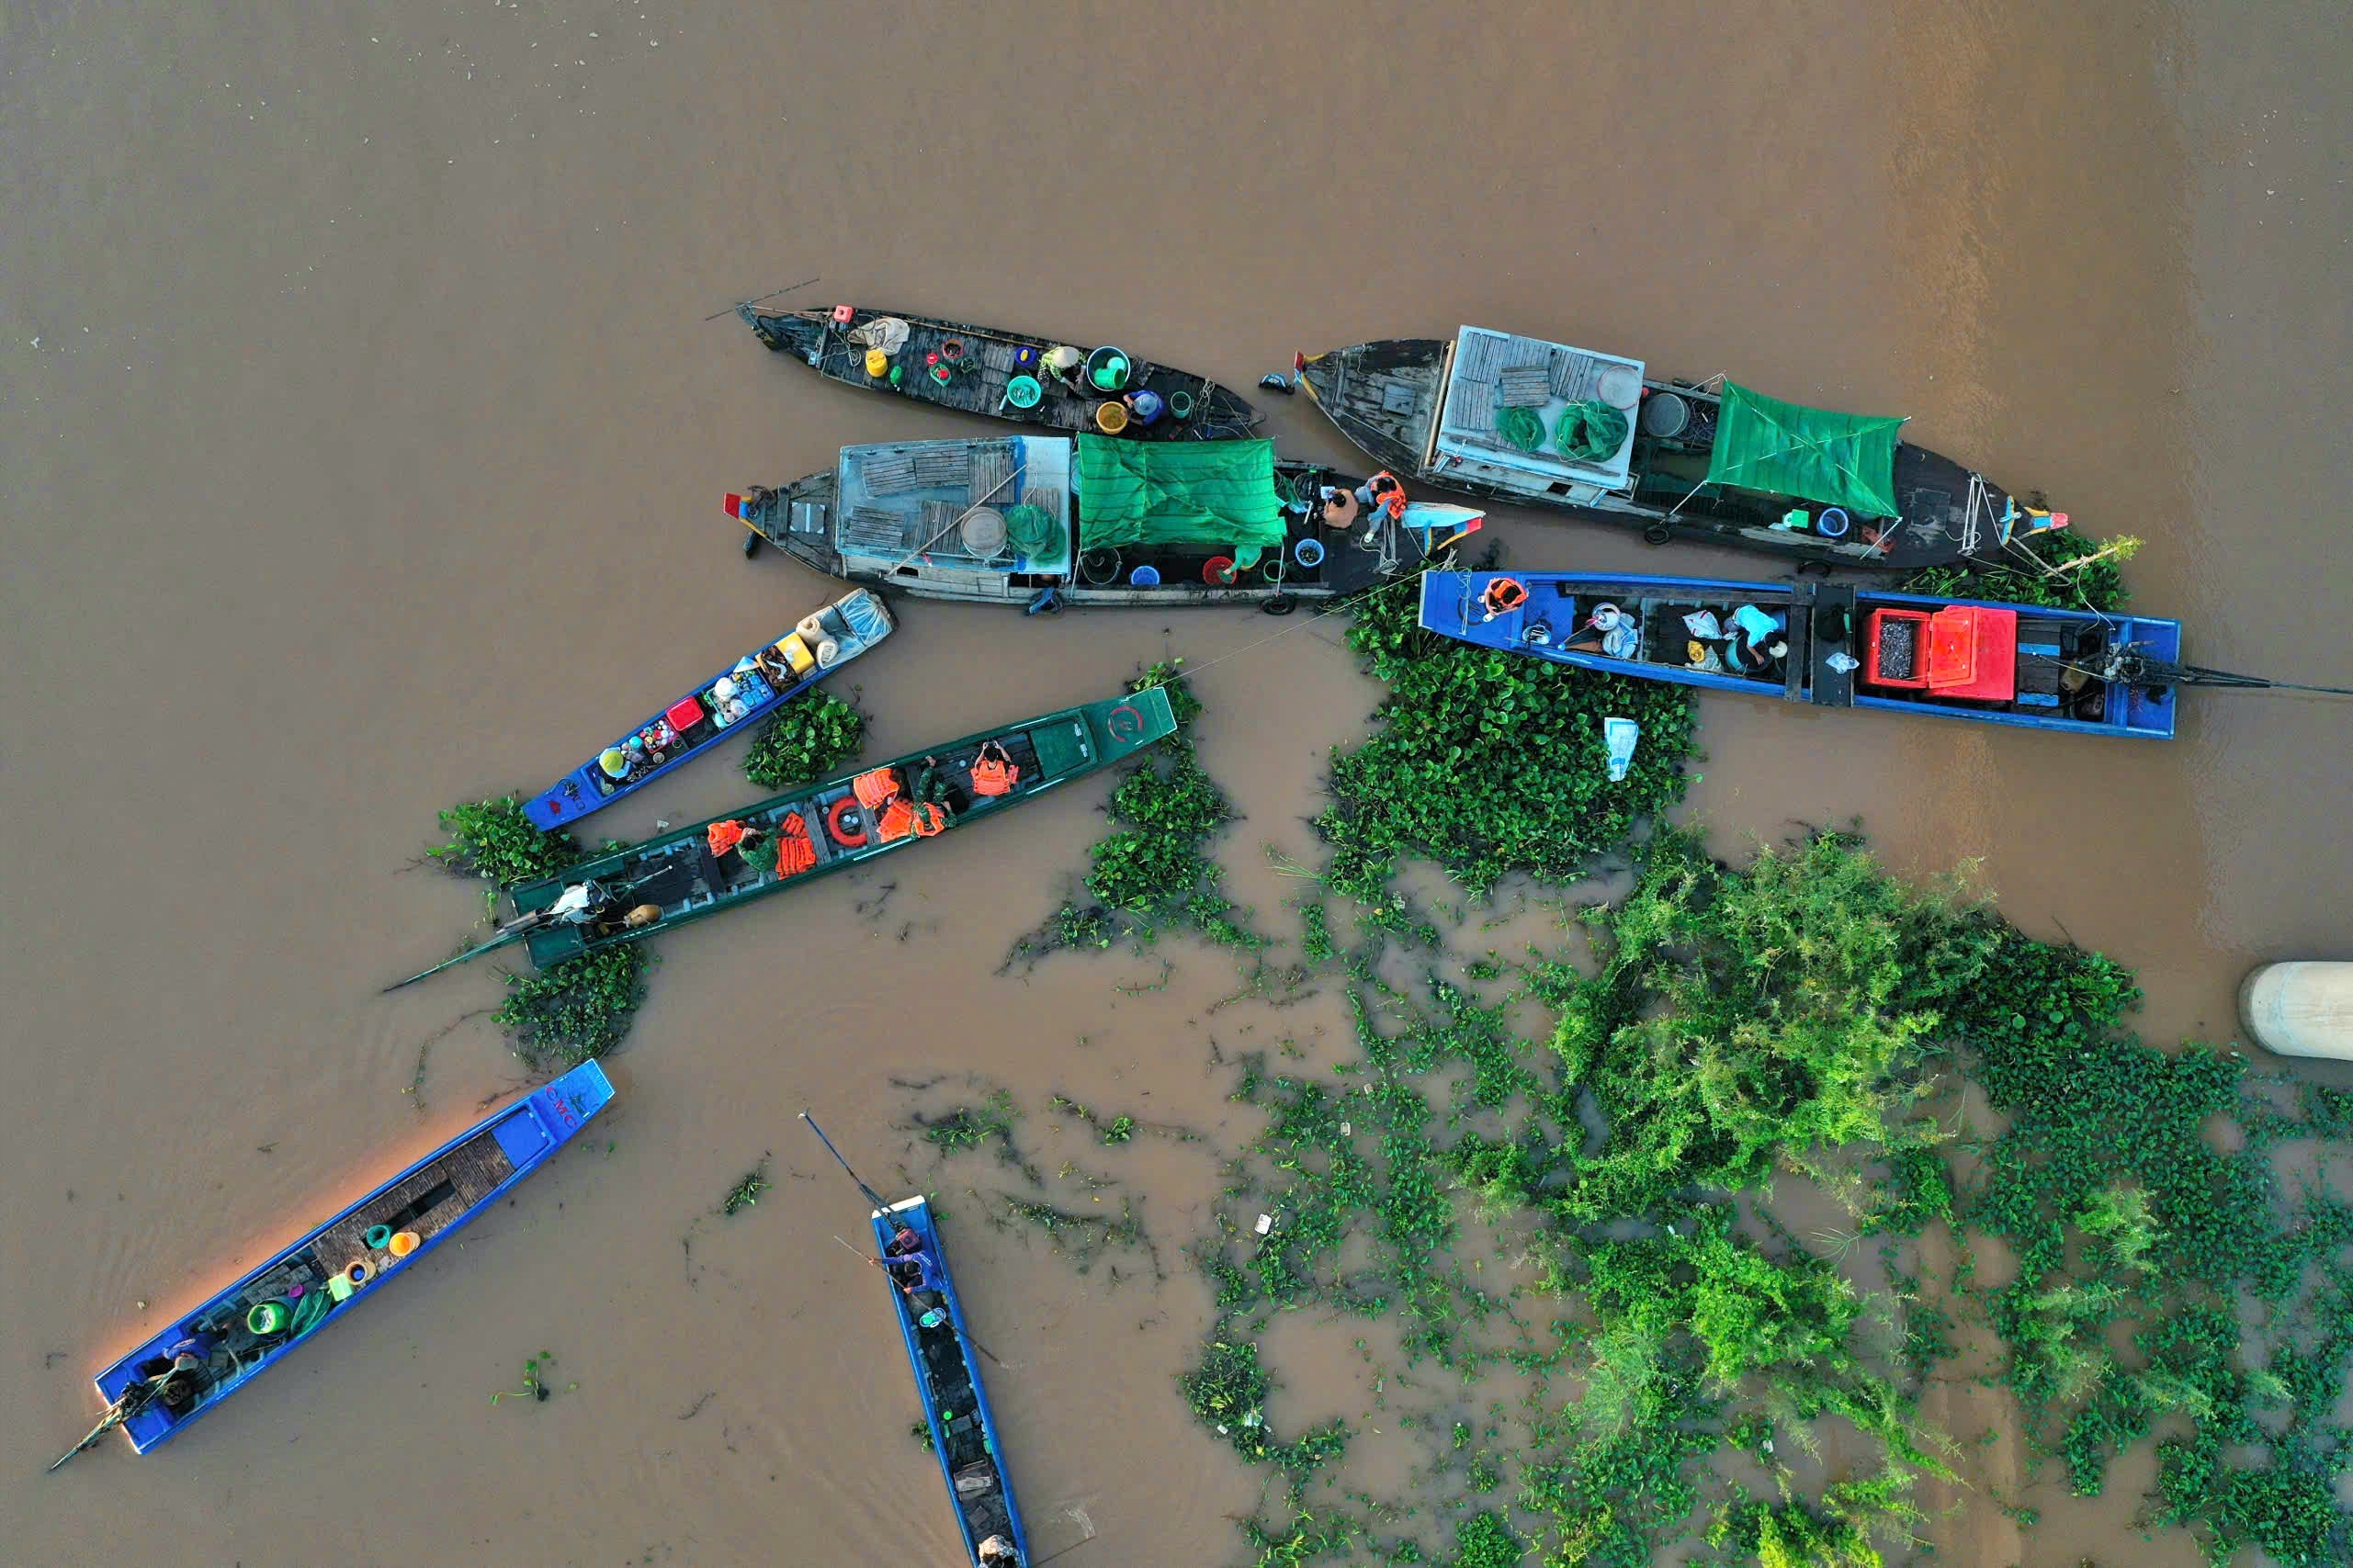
[2240,963,2353,1061]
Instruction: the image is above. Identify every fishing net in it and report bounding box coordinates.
[1495,405,1545,452]
[1555,400,1629,463]
[1003,503,1058,560]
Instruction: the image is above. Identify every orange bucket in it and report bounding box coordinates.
[389,1231,421,1258]
[1094,401,1129,434]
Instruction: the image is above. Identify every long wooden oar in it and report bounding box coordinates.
[381,927,528,993]
[704,275,820,323]
[798,1111,894,1215]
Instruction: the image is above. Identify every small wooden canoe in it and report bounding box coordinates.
[872,1195,1032,1566]
[390,690,1178,986]
[526,589,892,829]
[1300,328,2069,570]
[732,434,1481,613]
[61,1062,613,1463]
[741,303,1259,441]
[1419,570,2180,739]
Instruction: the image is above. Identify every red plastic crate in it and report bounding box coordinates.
[1863,608,1932,688]
[666,696,706,731]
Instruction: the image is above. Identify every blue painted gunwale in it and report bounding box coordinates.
[870,1195,1034,1566]
[1420,570,2180,739]
[524,588,893,829]
[90,1060,615,1455]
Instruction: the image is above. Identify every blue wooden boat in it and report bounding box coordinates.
[872,1194,1032,1567]
[55,1062,614,1465]
[1419,570,2180,739]
[524,588,892,829]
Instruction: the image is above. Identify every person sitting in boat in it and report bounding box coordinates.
[1122,388,1166,427]
[1725,604,1789,675]
[1565,603,1642,661]
[977,1535,1018,1567]
[1042,345,1086,393]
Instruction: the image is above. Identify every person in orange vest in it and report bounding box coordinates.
[967,739,1019,798]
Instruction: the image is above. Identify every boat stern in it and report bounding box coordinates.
[730,478,848,580]
[1077,685,1180,769]
[1296,339,1449,476]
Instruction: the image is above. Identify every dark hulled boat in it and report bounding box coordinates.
[389,690,1179,986]
[741,303,1258,440]
[1420,570,2179,739]
[873,1195,1032,1566]
[1298,327,2070,570]
[56,1062,614,1464]
[732,434,1481,613]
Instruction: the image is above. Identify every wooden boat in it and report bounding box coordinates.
[1297,327,2071,570]
[740,302,1259,440]
[872,1195,1032,1566]
[730,434,1481,613]
[56,1062,614,1464]
[1419,570,2180,739]
[389,691,1178,986]
[524,588,892,829]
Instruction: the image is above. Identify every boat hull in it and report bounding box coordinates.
[1419,570,2178,739]
[872,1196,1032,1564]
[89,1061,615,1455]
[743,304,1258,440]
[501,690,1179,967]
[1301,337,2031,570]
[524,589,892,829]
[738,437,1475,612]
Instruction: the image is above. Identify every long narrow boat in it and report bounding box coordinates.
[57,1062,614,1464]
[525,588,892,829]
[872,1195,1032,1566]
[1297,327,2072,570]
[1419,570,2180,739]
[390,691,1178,986]
[740,302,1259,441]
[730,434,1479,613]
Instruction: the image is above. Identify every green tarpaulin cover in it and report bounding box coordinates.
[1703,382,1906,518]
[1076,435,1285,561]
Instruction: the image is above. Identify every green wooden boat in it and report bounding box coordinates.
[390,689,1176,987]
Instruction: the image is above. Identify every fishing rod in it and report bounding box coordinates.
[831,1235,1008,1369]
[798,1111,894,1215]
[704,275,820,323]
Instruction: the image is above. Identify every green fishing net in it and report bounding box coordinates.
[1004,503,1058,558]
[1555,400,1629,462]
[1495,405,1545,452]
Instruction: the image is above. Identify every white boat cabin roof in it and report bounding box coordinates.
[1432,325,1644,492]
[831,435,1072,574]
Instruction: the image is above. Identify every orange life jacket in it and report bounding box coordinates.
[969,742,1018,797]
[1367,470,1408,523]
[774,814,817,876]
[853,767,902,812]
[707,818,750,857]
[1482,576,1529,615]
[877,796,951,843]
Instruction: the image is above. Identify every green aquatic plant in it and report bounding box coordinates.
[721,1156,771,1216]
[1898,527,2139,614]
[490,1349,572,1404]
[742,689,865,790]
[1317,567,1693,927]
[429,795,585,887]
[495,947,652,1067]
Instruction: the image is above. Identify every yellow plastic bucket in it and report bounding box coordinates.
[1095,401,1129,434]
[389,1230,421,1258]
[865,347,889,378]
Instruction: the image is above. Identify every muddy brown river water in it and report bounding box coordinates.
[5,3,2348,1564]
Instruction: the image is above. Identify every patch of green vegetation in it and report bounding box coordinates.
[430,795,586,887]
[1314,567,1693,936]
[1046,1093,1140,1145]
[919,1089,1020,1157]
[721,1156,771,1216]
[1898,527,2139,614]
[995,1194,1156,1278]
[742,689,865,790]
[1011,661,1261,962]
[490,1349,572,1405]
[495,946,652,1069]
